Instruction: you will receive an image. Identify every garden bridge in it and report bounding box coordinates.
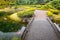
[24,10,60,40]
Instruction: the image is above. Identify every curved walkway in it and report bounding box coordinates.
[24,10,60,40]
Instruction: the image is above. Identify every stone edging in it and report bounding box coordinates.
[0,26,26,40]
[0,16,34,40]
[54,23,60,32]
[21,16,35,40]
[47,17,60,37]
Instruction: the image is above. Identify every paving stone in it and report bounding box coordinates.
[24,10,60,40]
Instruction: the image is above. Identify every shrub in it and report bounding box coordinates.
[23,11,34,17]
[9,13,22,22]
[53,15,60,24]
[0,17,22,32]
[47,9,60,24]
[32,5,41,8]
[17,11,34,18]
[0,11,12,17]
[48,9,59,14]
[40,5,52,10]
[0,11,5,17]
[47,11,53,17]
[17,12,24,18]
[26,8,36,11]
[40,5,48,10]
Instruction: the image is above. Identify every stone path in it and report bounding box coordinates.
[24,10,60,40]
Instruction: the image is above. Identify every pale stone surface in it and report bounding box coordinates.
[24,10,60,40]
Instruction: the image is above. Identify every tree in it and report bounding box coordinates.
[16,0,39,5]
[0,0,17,5]
[50,0,60,9]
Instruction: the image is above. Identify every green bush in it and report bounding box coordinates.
[17,11,34,18]
[0,17,22,32]
[47,11,53,17]
[32,5,41,8]
[23,11,34,17]
[40,5,52,10]
[0,11,5,17]
[48,9,59,15]
[47,9,60,25]
[0,11,12,17]
[53,15,60,24]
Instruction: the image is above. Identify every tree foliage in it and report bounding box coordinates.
[52,0,60,9]
[0,0,54,5]
[0,0,17,5]
[16,0,39,5]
